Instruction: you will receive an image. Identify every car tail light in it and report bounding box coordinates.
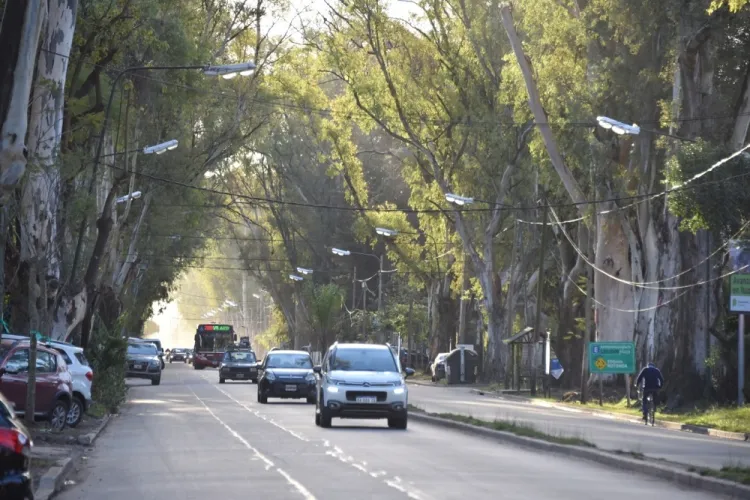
[0,428,31,455]
[85,370,93,381]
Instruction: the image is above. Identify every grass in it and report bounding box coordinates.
[562,399,750,434]
[688,466,750,485]
[86,402,108,419]
[410,404,595,448]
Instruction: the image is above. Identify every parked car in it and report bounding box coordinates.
[0,391,33,500]
[47,342,93,428]
[314,342,414,429]
[219,349,258,383]
[0,342,73,431]
[125,342,162,385]
[168,348,189,363]
[257,350,316,404]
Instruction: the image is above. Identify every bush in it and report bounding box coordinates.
[87,323,128,413]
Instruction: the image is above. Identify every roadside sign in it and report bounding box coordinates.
[730,274,750,313]
[589,341,635,374]
[550,358,564,379]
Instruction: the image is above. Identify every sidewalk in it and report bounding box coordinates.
[407,383,750,470]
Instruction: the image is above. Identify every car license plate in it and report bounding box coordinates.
[356,396,377,403]
[134,364,143,370]
[285,384,297,391]
[235,373,244,378]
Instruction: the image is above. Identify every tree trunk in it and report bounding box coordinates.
[0,0,45,202]
[21,0,79,334]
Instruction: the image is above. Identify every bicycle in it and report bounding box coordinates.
[645,392,655,426]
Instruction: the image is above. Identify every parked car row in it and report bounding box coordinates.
[0,335,93,431]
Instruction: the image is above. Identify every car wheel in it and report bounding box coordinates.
[49,399,69,432]
[319,406,332,428]
[66,395,85,428]
[315,410,321,426]
[219,377,225,384]
[388,415,408,430]
[258,390,267,404]
[151,376,161,386]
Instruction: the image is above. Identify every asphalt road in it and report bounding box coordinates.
[408,383,750,469]
[57,364,731,500]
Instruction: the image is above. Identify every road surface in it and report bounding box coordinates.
[408,383,750,469]
[57,364,730,500]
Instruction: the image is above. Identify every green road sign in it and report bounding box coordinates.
[589,341,636,374]
[730,274,750,313]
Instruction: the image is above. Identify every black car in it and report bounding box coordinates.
[219,350,258,383]
[125,342,162,385]
[0,391,33,500]
[169,348,188,363]
[257,350,316,404]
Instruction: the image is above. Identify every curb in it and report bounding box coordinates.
[78,413,112,446]
[469,389,750,442]
[33,448,83,500]
[410,412,750,499]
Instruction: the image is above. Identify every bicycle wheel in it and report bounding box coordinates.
[649,398,655,426]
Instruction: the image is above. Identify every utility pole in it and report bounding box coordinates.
[582,260,593,404]
[505,222,518,389]
[362,281,368,340]
[740,313,745,406]
[704,231,712,398]
[242,273,248,337]
[531,195,549,397]
[352,266,357,311]
[378,255,383,312]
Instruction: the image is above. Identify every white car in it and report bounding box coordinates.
[47,341,93,427]
[314,343,415,429]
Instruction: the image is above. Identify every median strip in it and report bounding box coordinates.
[408,404,750,498]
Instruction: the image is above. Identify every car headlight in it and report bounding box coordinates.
[326,385,339,393]
[305,373,316,382]
[266,371,276,381]
[149,360,160,367]
[393,387,405,395]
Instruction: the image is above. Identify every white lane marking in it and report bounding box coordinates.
[212,383,310,442]
[189,387,316,500]
[203,377,430,499]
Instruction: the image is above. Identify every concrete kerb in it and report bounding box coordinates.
[410,411,750,499]
[78,413,113,446]
[34,448,83,500]
[470,388,750,442]
[32,414,113,499]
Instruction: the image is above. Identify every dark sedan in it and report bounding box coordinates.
[257,350,316,404]
[169,348,188,363]
[219,350,258,383]
[125,342,162,385]
[0,391,33,500]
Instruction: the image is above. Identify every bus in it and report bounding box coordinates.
[193,324,236,369]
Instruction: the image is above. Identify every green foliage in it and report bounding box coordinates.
[88,323,128,413]
[665,141,750,233]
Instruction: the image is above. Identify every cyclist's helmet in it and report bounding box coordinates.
[647,362,656,368]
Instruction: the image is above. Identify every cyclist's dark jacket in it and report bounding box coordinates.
[636,366,664,391]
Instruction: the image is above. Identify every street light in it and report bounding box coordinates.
[252,293,261,299]
[143,139,178,155]
[296,267,313,275]
[445,193,474,205]
[203,62,257,79]
[596,116,640,136]
[331,247,351,256]
[375,227,398,237]
[289,274,304,281]
[115,191,142,204]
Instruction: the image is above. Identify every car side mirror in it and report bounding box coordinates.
[313,365,322,374]
[404,367,415,378]
[233,334,238,341]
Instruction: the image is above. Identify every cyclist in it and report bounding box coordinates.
[635,362,664,421]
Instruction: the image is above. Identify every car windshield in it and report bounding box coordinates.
[172,349,185,354]
[332,348,398,372]
[127,343,157,355]
[227,351,256,362]
[266,353,312,369]
[75,352,89,366]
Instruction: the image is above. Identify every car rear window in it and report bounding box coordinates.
[54,348,73,365]
[75,352,89,366]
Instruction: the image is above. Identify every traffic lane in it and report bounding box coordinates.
[56,375,317,500]
[207,373,726,500]
[408,384,750,469]
[187,379,413,499]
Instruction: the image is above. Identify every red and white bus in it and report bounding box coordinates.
[193,324,236,369]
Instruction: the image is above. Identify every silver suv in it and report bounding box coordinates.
[314,343,415,429]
